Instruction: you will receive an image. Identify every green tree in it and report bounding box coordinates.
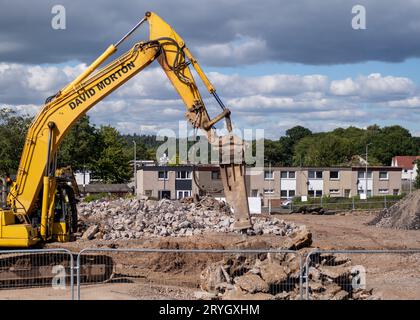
[263,139,287,165]
[369,126,418,165]
[293,134,353,167]
[286,126,312,142]
[92,126,131,183]
[0,108,32,175]
[58,115,99,171]
[279,126,312,165]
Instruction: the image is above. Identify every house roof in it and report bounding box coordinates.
[392,156,420,170]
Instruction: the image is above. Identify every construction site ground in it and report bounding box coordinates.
[1,210,419,300]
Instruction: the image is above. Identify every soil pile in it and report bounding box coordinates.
[369,191,420,230]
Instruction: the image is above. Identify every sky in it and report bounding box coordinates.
[0,0,420,139]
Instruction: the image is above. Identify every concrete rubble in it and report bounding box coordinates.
[77,196,302,240]
[197,241,377,301]
[369,190,420,230]
[291,206,336,215]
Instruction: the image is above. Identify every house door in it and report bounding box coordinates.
[159,190,171,199]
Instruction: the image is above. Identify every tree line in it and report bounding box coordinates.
[1,108,419,183]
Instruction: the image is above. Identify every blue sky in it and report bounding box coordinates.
[211,59,420,84]
[1,0,420,138]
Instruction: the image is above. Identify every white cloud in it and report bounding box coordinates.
[330,73,415,100]
[195,36,268,66]
[209,72,328,97]
[387,96,420,108]
[1,61,419,137]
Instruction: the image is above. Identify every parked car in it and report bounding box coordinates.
[281,198,294,209]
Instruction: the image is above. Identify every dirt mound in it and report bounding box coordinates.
[369,191,420,230]
[144,236,298,274]
[146,240,227,273]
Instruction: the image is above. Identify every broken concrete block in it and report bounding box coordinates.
[259,260,289,286]
[234,274,269,294]
[82,225,99,240]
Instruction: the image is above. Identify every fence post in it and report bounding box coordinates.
[384,196,387,209]
[352,197,355,210]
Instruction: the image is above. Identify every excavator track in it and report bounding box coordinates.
[0,252,114,289]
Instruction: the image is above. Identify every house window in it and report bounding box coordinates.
[264,189,274,194]
[357,189,372,197]
[211,171,221,180]
[308,171,322,179]
[176,171,192,179]
[358,189,372,197]
[251,189,259,197]
[329,189,340,194]
[330,171,339,180]
[393,189,399,195]
[379,171,388,180]
[281,190,296,198]
[264,170,274,180]
[158,171,168,180]
[177,190,191,199]
[158,190,171,199]
[344,189,351,198]
[379,189,389,194]
[358,171,372,179]
[307,189,321,197]
[280,171,296,179]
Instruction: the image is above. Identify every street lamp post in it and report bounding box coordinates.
[269,162,272,215]
[133,140,137,196]
[365,143,372,199]
[410,171,413,194]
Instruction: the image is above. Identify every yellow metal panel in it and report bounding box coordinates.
[8,45,159,217]
[147,12,205,111]
[52,222,69,242]
[0,209,39,247]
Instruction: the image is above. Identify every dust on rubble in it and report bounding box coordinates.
[77,196,301,240]
[369,190,420,230]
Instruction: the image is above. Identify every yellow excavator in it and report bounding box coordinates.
[0,12,252,248]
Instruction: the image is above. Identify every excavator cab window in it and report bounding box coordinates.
[55,185,78,233]
[53,188,65,222]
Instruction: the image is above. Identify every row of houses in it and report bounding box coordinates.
[75,155,419,206]
[136,165,403,206]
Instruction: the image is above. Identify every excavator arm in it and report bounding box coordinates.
[6,11,252,242]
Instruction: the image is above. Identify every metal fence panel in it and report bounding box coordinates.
[0,249,74,300]
[76,248,303,300]
[304,249,420,300]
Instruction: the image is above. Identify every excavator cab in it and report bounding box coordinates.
[30,170,79,243]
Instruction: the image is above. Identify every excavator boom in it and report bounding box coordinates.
[2,11,252,248]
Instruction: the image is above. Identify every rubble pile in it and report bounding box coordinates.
[197,246,376,300]
[291,206,336,215]
[77,197,302,240]
[369,191,420,230]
